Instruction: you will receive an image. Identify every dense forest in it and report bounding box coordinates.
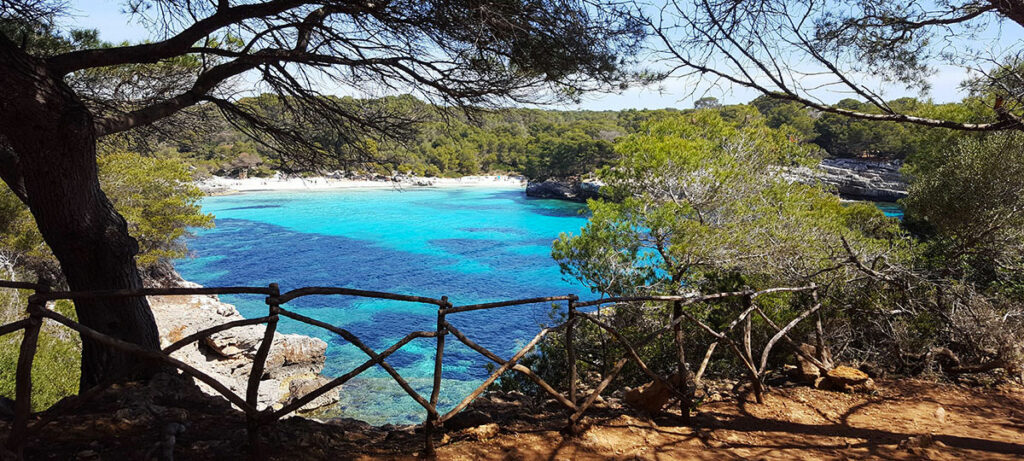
[151,93,988,181]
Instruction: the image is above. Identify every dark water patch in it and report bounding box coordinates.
[179,218,588,358]
[176,189,593,423]
[459,227,528,236]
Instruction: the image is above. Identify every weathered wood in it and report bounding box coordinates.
[566,296,578,405]
[695,302,759,386]
[661,301,764,402]
[694,341,718,384]
[572,286,815,309]
[671,299,692,420]
[276,286,445,306]
[271,330,436,419]
[0,278,825,440]
[755,305,828,373]
[38,308,254,412]
[6,311,41,455]
[742,296,753,367]
[0,318,29,338]
[32,286,274,302]
[444,321,576,411]
[444,295,575,315]
[440,327,551,422]
[162,316,273,355]
[575,294,699,308]
[726,338,765,403]
[425,297,449,457]
[810,286,830,368]
[247,284,280,412]
[0,280,47,291]
[570,357,629,423]
[578,312,683,405]
[276,307,434,414]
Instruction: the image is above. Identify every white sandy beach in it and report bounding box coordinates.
[197,174,526,195]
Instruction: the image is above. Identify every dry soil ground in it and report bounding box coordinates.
[431,380,1024,460]
[7,377,1023,460]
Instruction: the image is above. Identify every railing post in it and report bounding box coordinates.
[810,284,829,368]
[742,293,764,403]
[564,295,580,435]
[671,299,693,423]
[425,296,449,457]
[247,283,280,460]
[566,295,578,406]
[6,292,45,458]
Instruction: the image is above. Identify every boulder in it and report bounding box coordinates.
[462,423,500,441]
[264,335,328,379]
[822,365,874,392]
[623,373,686,413]
[792,343,833,384]
[204,328,327,378]
[826,365,870,385]
[285,376,340,412]
[149,289,334,413]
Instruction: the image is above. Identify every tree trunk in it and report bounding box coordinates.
[0,36,161,387]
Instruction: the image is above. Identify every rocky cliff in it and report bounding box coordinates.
[783,158,908,202]
[524,179,602,202]
[149,282,339,414]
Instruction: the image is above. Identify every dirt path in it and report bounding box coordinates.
[433,380,1024,460]
[9,378,1023,459]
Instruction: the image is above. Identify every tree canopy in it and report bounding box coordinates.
[0,0,646,385]
[643,0,1024,131]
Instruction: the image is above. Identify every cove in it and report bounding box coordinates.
[175,187,592,424]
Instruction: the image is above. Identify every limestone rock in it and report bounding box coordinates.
[525,179,602,202]
[624,373,685,413]
[826,366,870,385]
[148,286,333,413]
[822,365,874,392]
[462,423,500,441]
[285,376,340,412]
[781,158,907,202]
[792,343,833,384]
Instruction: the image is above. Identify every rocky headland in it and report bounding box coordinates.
[527,159,908,204]
[783,158,908,202]
[524,178,602,202]
[148,278,339,414]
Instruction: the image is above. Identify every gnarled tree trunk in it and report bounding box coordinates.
[0,36,160,387]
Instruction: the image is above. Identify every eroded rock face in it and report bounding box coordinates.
[286,376,340,412]
[782,158,908,202]
[149,283,338,413]
[525,179,602,202]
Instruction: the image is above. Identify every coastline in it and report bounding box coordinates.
[197,174,526,195]
[150,275,339,415]
[164,175,527,417]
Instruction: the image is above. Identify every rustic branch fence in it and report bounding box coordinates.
[0,280,824,459]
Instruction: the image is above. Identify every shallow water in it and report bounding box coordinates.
[874,202,904,219]
[175,187,592,424]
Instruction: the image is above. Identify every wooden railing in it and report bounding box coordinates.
[0,279,825,459]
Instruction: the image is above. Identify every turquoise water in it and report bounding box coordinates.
[175,187,591,424]
[874,202,904,218]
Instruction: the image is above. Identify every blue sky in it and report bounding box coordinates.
[64,0,1014,111]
